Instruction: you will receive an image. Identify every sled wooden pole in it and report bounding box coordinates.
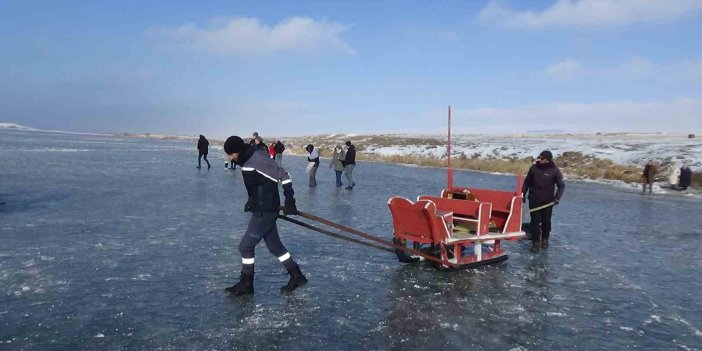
[278,214,393,253]
[528,202,555,213]
[289,210,460,267]
[447,105,454,191]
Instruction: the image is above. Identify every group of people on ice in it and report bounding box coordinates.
[307,141,356,189]
[196,133,358,190]
[641,160,693,193]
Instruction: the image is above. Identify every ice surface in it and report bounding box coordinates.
[1,128,701,350]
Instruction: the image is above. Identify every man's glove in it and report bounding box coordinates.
[282,182,297,215]
[244,198,253,212]
[554,199,560,205]
[283,201,299,216]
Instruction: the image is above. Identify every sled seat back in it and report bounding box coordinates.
[387,197,451,244]
[440,175,524,234]
[416,195,491,235]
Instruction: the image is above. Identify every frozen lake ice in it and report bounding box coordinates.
[1,129,701,350]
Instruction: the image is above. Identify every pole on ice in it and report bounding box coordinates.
[279,209,461,268]
[528,202,555,213]
[447,105,454,191]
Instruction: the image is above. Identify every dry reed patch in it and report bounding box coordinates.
[282,137,697,189]
[692,172,702,188]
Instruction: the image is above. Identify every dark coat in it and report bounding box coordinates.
[274,141,285,154]
[343,145,356,166]
[679,167,692,188]
[523,163,565,208]
[237,145,294,214]
[197,136,209,154]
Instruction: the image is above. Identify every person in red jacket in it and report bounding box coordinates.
[268,143,276,159]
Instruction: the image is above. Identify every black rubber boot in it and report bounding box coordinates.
[281,266,308,293]
[541,238,549,249]
[530,241,540,253]
[225,272,254,295]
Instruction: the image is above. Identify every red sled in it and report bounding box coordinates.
[387,107,525,270]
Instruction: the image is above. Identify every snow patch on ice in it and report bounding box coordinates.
[439,322,459,330]
[0,123,35,130]
[644,315,662,325]
[670,314,702,339]
[16,148,91,152]
[133,273,151,281]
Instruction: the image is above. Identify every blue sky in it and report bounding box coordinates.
[1,0,701,137]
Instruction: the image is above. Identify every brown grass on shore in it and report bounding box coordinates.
[692,172,702,188]
[287,145,701,188]
[121,134,701,189]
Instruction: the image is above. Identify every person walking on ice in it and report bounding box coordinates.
[329,144,345,187]
[222,136,308,295]
[343,141,356,190]
[268,142,276,159]
[305,144,319,187]
[196,135,211,169]
[274,140,285,166]
[522,150,565,253]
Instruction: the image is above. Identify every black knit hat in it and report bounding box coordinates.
[345,141,351,147]
[224,136,246,155]
[539,150,553,161]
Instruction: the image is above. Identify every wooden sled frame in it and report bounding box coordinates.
[439,175,526,236]
[388,196,519,268]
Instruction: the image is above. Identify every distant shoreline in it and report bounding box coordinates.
[2,126,699,193]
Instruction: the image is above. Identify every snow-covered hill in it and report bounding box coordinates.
[285,133,702,170]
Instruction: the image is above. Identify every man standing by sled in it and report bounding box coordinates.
[523,150,565,253]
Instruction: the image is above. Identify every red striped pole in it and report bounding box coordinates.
[447,105,454,190]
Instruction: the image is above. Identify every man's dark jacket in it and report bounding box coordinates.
[343,145,356,166]
[197,137,209,154]
[522,162,565,208]
[237,145,295,214]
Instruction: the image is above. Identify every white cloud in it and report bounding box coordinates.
[478,0,702,29]
[546,59,584,80]
[545,57,702,83]
[453,99,702,133]
[622,57,702,81]
[152,17,353,56]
